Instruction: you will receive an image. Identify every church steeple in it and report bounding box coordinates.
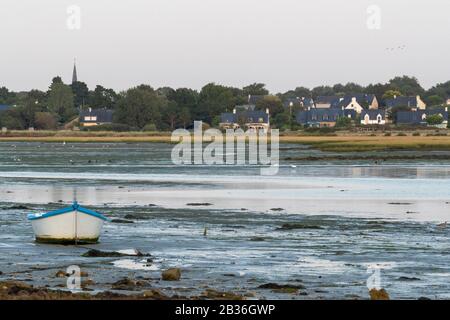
[72,59,78,84]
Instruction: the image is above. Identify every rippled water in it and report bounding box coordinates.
[0,142,449,299]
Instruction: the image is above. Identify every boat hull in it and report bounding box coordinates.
[30,210,104,244]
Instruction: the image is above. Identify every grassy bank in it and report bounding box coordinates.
[1,130,450,152]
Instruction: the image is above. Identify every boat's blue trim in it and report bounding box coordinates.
[27,202,110,221]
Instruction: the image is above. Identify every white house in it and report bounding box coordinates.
[361,110,386,125]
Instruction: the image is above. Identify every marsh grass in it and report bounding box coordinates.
[1,130,450,152]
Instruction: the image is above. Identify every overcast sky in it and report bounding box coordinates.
[1,0,449,93]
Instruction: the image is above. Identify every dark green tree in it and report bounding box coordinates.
[388,76,424,96]
[311,86,335,98]
[71,81,89,109]
[0,87,17,105]
[114,85,167,129]
[196,83,236,123]
[47,79,76,123]
[255,96,284,117]
[243,83,269,96]
[88,85,118,109]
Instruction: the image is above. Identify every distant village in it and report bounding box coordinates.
[0,62,449,133]
[219,94,449,132]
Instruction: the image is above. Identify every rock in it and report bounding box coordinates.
[8,205,31,210]
[80,271,89,277]
[418,297,431,300]
[82,249,125,257]
[161,268,181,281]
[0,271,3,275]
[0,281,34,296]
[82,249,149,257]
[82,279,95,288]
[111,278,147,291]
[258,283,305,290]
[186,203,212,206]
[369,288,390,300]
[111,219,134,224]
[270,208,284,211]
[142,289,168,299]
[276,223,323,230]
[199,289,243,300]
[250,237,265,242]
[398,276,420,281]
[55,270,66,278]
[388,202,412,205]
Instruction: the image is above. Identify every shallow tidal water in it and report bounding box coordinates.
[0,142,449,299]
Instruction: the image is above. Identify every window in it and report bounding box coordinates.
[84,116,97,121]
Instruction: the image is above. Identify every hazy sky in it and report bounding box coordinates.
[1,0,449,93]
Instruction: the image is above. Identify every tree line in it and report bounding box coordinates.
[1,76,449,131]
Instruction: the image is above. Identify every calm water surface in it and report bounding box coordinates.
[0,142,449,299]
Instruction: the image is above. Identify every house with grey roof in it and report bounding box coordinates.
[220,108,270,132]
[314,96,340,109]
[336,94,379,113]
[296,107,356,128]
[385,95,426,110]
[397,108,448,126]
[283,97,314,109]
[79,108,114,127]
[360,110,386,125]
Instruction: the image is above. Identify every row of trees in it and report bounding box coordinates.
[1,76,449,131]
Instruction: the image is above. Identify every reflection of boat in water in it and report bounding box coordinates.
[27,201,109,244]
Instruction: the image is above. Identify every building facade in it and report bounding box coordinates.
[79,108,113,127]
[397,108,448,126]
[296,108,355,127]
[360,110,386,125]
[220,108,270,132]
[385,95,427,110]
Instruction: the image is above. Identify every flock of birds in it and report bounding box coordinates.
[385,45,407,52]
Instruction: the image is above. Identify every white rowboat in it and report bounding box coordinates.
[27,202,109,244]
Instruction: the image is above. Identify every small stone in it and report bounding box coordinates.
[55,270,66,278]
[111,219,134,224]
[143,289,167,299]
[369,288,390,300]
[161,268,181,281]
